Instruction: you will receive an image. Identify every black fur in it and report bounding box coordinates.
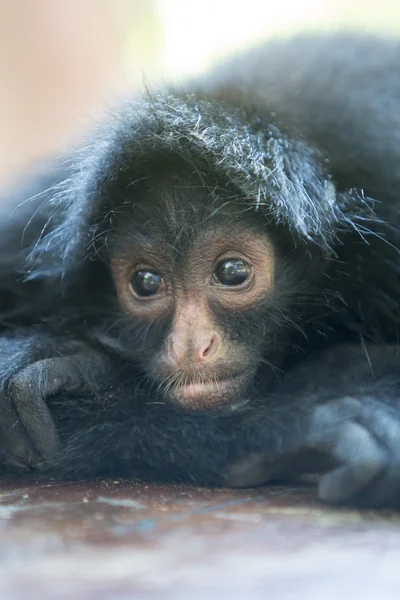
[1,33,400,507]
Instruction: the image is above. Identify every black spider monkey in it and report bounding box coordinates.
[1,33,400,507]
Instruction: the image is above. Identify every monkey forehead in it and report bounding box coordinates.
[110,218,273,272]
[117,168,251,222]
[108,171,272,253]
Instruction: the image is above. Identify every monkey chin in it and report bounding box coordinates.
[168,377,246,411]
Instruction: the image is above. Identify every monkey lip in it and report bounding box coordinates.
[179,380,231,399]
[170,377,243,408]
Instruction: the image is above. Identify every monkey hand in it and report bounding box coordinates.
[306,396,400,507]
[228,396,400,508]
[0,346,108,472]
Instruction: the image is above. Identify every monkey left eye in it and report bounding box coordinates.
[213,259,251,287]
[130,270,164,298]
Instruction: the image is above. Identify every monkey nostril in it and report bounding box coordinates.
[202,338,213,357]
[197,335,217,362]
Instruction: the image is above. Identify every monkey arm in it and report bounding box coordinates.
[228,344,400,508]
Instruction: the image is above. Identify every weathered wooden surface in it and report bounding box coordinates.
[0,477,399,599]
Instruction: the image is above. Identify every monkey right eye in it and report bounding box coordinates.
[130,270,164,298]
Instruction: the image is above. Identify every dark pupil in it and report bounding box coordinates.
[131,270,162,297]
[215,259,250,286]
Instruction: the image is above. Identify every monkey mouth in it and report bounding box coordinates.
[181,380,231,398]
[169,377,244,409]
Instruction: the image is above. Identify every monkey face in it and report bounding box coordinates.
[112,227,275,409]
[97,169,307,411]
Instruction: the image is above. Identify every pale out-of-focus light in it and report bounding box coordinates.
[155,0,400,78]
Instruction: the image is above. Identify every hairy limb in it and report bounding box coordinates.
[228,344,400,508]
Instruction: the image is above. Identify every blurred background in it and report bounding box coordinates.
[1,0,400,187]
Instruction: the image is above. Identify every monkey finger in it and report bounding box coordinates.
[225,453,277,488]
[226,448,335,488]
[0,390,41,469]
[310,396,364,428]
[9,363,62,463]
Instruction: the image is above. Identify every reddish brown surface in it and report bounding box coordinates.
[0,478,399,599]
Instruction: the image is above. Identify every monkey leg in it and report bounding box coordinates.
[0,351,107,472]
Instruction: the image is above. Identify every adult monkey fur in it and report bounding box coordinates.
[1,34,400,507]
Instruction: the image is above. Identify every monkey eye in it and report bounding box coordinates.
[130,270,164,298]
[213,259,251,287]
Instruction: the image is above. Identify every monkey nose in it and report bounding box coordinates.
[167,332,219,366]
